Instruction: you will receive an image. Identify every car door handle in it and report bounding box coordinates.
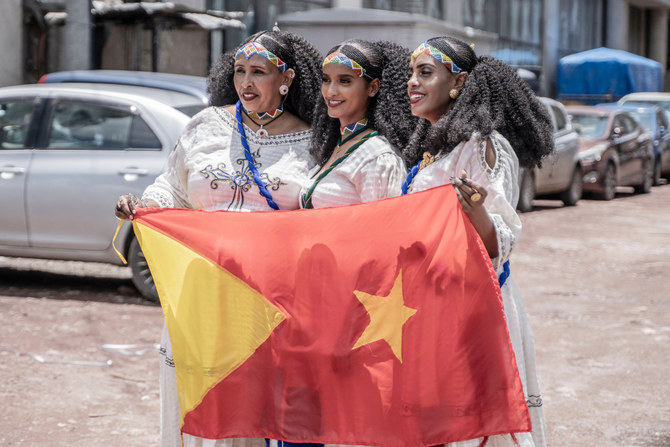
[118,168,149,176]
[0,166,26,174]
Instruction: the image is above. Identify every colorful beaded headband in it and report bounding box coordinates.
[412,42,462,74]
[323,53,369,79]
[235,42,288,73]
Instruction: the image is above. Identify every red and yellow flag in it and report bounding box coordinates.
[132,184,530,446]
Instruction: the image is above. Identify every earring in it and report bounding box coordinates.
[369,91,377,97]
[449,89,459,99]
[279,85,289,95]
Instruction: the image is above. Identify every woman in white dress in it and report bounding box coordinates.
[403,36,554,447]
[300,39,415,210]
[114,29,323,447]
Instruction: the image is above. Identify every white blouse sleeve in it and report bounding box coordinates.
[142,135,193,209]
[464,133,522,272]
[352,151,407,203]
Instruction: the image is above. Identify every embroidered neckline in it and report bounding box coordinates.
[213,107,311,145]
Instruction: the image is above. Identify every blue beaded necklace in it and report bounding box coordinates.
[235,100,279,210]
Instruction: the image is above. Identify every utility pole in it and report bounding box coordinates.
[64,0,92,70]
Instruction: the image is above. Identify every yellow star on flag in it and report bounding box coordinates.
[352,270,417,362]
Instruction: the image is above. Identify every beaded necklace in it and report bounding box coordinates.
[235,100,279,210]
[339,118,368,144]
[243,104,284,138]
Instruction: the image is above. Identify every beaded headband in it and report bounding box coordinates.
[322,54,369,79]
[235,42,288,73]
[322,44,381,81]
[412,42,462,74]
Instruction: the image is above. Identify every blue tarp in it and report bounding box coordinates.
[557,47,663,104]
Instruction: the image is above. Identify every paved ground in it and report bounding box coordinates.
[0,185,669,446]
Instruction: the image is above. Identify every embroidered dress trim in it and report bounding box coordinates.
[412,41,463,74]
[142,189,175,208]
[235,42,288,72]
[527,395,543,407]
[491,214,514,269]
[478,134,504,181]
[213,107,311,146]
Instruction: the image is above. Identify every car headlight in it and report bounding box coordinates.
[579,143,608,163]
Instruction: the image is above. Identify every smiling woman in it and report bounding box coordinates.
[112,29,324,447]
[402,36,554,447]
[302,39,416,210]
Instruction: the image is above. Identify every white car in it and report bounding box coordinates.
[517,97,583,212]
[0,83,196,300]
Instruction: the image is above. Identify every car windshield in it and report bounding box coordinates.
[628,111,653,131]
[570,114,609,138]
[623,99,670,115]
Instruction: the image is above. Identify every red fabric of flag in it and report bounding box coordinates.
[133,184,530,446]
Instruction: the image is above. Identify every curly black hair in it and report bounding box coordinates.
[404,36,553,169]
[310,39,418,165]
[207,30,323,124]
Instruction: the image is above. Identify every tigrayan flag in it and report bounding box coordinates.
[132,184,530,446]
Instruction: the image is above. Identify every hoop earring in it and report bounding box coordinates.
[449,89,459,99]
[279,85,289,95]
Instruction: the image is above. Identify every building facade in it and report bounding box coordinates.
[2,0,669,97]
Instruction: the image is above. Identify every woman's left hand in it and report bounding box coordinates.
[451,170,487,213]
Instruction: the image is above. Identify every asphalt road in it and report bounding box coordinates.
[1,184,669,446]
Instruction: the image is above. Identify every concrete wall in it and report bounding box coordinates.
[158,27,211,76]
[0,0,23,87]
[279,8,496,57]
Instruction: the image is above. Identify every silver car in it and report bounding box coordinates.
[0,83,195,300]
[517,97,583,212]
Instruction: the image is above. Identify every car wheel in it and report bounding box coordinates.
[128,237,159,302]
[652,157,662,186]
[599,163,617,201]
[560,165,583,206]
[517,170,535,212]
[634,159,653,194]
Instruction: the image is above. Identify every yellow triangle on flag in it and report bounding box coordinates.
[133,221,286,425]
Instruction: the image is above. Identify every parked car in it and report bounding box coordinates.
[598,102,670,185]
[618,91,670,117]
[517,97,582,212]
[566,105,654,200]
[0,83,193,300]
[39,69,209,116]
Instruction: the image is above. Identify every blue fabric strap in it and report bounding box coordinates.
[401,160,421,195]
[236,100,280,210]
[498,260,510,287]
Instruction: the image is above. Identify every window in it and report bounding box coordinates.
[0,100,35,149]
[47,101,160,150]
[550,105,567,132]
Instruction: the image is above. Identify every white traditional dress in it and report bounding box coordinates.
[300,133,407,209]
[406,131,546,447]
[142,106,316,447]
